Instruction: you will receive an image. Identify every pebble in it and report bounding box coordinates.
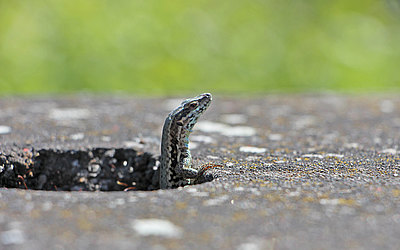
[128,196,138,203]
[380,100,394,113]
[294,116,316,129]
[239,146,267,154]
[245,156,260,161]
[0,229,25,245]
[203,195,230,206]
[320,199,339,206]
[302,154,324,159]
[49,108,90,120]
[237,242,262,250]
[188,142,198,149]
[345,143,359,148]
[196,121,256,137]
[42,201,53,211]
[301,153,344,159]
[131,219,183,238]
[268,134,282,141]
[221,114,248,124]
[324,153,344,158]
[206,155,219,160]
[234,186,245,191]
[70,133,85,140]
[101,136,111,142]
[108,198,126,208]
[381,148,397,154]
[190,192,209,197]
[196,121,228,133]
[191,135,215,144]
[185,187,198,193]
[0,125,11,134]
[222,126,256,137]
[115,198,125,206]
[186,188,209,197]
[123,141,144,150]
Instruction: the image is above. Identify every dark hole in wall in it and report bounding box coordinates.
[0,148,160,191]
[0,147,215,191]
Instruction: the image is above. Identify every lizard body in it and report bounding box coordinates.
[159,93,212,189]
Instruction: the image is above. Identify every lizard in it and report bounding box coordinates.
[159,93,220,189]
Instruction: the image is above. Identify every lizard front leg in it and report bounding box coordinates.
[177,153,198,179]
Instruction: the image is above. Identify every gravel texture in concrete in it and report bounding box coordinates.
[1,94,400,249]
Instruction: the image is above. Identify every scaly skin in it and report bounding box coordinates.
[159,93,214,189]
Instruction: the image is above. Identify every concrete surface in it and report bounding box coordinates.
[1,94,400,249]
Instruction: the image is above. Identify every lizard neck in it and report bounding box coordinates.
[160,116,191,188]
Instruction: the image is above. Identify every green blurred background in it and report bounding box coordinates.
[1,0,400,95]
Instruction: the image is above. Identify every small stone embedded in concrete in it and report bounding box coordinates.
[24,202,34,213]
[234,186,245,192]
[380,100,394,113]
[128,196,137,203]
[196,121,256,137]
[294,115,316,129]
[196,121,228,133]
[185,187,198,193]
[302,154,324,159]
[204,195,230,206]
[381,148,397,154]
[221,114,248,124]
[188,142,198,149]
[42,201,53,211]
[237,242,262,250]
[70,133,85,140]
[101,136,111,142]
[345,143,359,148]
[206,155,219,160]
[123,140,144,150]
[191,135,215,144]
[320,199,340,206]
[239,146,267,154]
[24,193,32,201]
[0,229,25,245]
[268,134,282,141]
[222,126,256,137]
[131,219,183,238]
[88,162,101,177]
[190,191,209,197]
[324,153,344,158]
[0,125,11,135]
[108,198,126,208]
[245,156,261,162]
[186,187,209,197]
[49,108,90,120]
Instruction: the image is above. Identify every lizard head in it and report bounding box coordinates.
[173,93,212,131]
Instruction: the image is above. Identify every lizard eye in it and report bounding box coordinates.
[189,101,199,108]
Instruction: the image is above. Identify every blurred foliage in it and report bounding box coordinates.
[0,0,400,95]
